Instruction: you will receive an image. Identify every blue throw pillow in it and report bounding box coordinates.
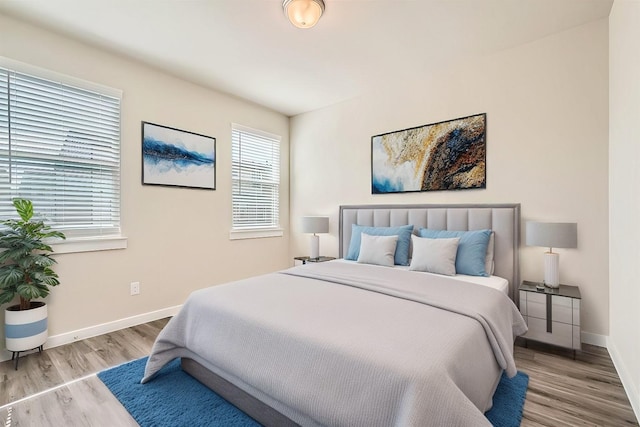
[346,224,414,265]
[418,228,492,276]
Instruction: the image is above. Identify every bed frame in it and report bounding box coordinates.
[339,203,521,301]
[183,203,521,427]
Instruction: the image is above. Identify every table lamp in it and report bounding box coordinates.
[526,221,577,288]
[302,216,329,259]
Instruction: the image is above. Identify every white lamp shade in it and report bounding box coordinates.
[302,216,329,234]
[283,0,325,28]
[526,222,577,249]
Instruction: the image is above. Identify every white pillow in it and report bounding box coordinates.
[357,233,398,266]
[409,235,460,276]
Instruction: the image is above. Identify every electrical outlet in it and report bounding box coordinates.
[130,281,140,296]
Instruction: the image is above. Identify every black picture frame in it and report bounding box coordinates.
[371,113,486,194]
[142,121,216,190]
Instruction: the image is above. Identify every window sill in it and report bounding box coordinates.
[229,228,283,240]
[50,236,128,254]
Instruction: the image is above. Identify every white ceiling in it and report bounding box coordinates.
[0,0,612,117]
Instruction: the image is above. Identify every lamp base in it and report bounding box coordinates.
[310,234,319,259]
[544,252,560,288]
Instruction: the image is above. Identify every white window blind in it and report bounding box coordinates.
[0,65,121,238]
[231,124,281,233]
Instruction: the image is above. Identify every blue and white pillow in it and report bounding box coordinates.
[418,228,492,276]
[346,224,414,265]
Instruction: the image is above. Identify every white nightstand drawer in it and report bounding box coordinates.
[521,292,578,324]
[519,291,527,316]
[552,295,573,324]
[526,298,546,319]
[524,291,546,319]
[524,317,574,348]
[526,292,546,304]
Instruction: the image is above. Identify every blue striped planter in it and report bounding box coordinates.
[5,302,48,352]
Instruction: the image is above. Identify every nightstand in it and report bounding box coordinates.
[294,256,336,265]
[519,280,581,354]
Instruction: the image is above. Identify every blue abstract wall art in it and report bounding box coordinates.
[371,113,486,194]
[142,122,216,190]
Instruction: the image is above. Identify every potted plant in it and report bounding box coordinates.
[0,198,65,369]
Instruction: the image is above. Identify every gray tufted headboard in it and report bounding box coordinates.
[339,203,521,301]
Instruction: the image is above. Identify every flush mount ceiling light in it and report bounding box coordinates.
[283,0,325,29]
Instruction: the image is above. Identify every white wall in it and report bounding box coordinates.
[290,19,609,340]
[0,14,290,353]
[609,0,640,419]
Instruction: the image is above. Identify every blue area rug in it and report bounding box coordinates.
[98,357,528,427]
[98,358,258,427]
[485,371,529,427]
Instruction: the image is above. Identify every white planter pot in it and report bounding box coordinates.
[5,302,48,352]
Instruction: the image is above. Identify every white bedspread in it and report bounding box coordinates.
[143,261,527,426]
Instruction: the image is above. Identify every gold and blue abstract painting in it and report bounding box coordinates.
[371,113,486,194]
[142,122,216,190]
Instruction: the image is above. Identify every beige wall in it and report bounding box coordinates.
[609,0,640,417]
[0,6,617,371]
[290,19,609,339]
[0,14,290,353]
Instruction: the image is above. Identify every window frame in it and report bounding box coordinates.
[0,57,126,253]
[229,123,282,240]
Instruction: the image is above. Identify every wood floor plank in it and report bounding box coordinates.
[0,318,168,407]
[517,341,639,427]
[0,377,137,427]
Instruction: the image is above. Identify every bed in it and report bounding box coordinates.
[142,203,527,426]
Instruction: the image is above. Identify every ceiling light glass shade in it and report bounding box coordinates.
[283,0,325,29]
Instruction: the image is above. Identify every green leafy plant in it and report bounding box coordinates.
[0,199,66,310]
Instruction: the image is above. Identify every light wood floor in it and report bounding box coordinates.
[0,319,168,426]
[0,319,637,426]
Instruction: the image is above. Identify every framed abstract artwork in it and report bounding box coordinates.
[142,122,216,190]
[371,113,486,194]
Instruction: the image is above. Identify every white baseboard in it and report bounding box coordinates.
[0,305,181,363]
[607,337,640,423]
[581,331,608,347]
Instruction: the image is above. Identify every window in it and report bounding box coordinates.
[231,124,282,239]
[0,60,122,242]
